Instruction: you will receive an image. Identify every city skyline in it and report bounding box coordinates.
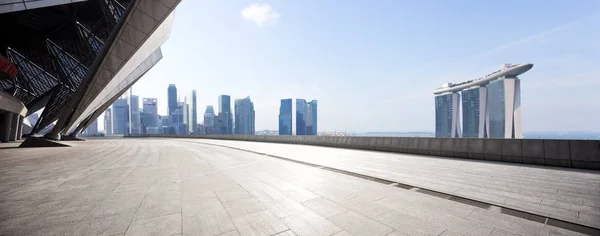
[128,1,600,133]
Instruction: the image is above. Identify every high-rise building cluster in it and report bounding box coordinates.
[433,63,533,139]
[279,98,318,135]
[103,85,255,136]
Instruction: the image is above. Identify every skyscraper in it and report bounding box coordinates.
[462,86,486,138]
[296,99,307,135]
[128,91,140,134]
[278,99,292,135]
[307,100,318,135]
[112,98,129,135]
[434,93,461,138]
[204,106,215,127]
[234,97,255,135]
[141,98,158,133]
[168,84,177,116]
[84,118,98,135]
[104,108,112,136]
[433,64,531,139]
[218,95,232,134]
[188,90,197,134]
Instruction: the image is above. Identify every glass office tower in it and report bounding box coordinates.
[218,95,232,134]
[234,97,255,135]
[279,99,292,135]
[296,99,307,135]
[487,79,505,138]
[435,94,453,138]
[307,100,317,135]
[112,98,129,135]
[188,90,197,134]
[462,87,480,138]
[168,84,177,116]
[435,93,461,138]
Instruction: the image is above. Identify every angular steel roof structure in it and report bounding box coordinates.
[0,0,181,139]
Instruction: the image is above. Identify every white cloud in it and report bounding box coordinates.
[241,3,280,27]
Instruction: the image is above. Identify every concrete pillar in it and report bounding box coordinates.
[9,114,19,141]
[1,113,13,142]
[17,116,23,140]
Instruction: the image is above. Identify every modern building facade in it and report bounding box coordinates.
[111,98,129,135]
[168,84,178,116]
[279,99,292,135]
[187,90,197,134]
[218,95,232,134]
[296,99,307,135]
[0,0,182,142]
[141,98,158,133]
[128,92,140,134]
[104,108,112,136]
[307,100,318,135]
[434,93,461,138]
[234,96,255,135]
[433,63,532,138]
[204,106,215,127]
[83,119,99,135]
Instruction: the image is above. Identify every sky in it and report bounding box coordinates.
[121,0,600,133]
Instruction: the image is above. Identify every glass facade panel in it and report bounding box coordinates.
[435,93,453,138]
[279,99,292,135]
[462,87,480,138]
[487,78,505,138]
[296,99,307,135]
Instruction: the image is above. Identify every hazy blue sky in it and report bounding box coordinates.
[129,0,600,132]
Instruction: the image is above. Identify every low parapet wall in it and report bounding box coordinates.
[126,134,600,170]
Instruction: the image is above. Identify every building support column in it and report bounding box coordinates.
[17,116,23,140]
[9,114,19,141]
[1,113,13,142]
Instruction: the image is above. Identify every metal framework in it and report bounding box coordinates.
[0,0,132,135]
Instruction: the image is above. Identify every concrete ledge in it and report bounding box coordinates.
[417,138,429,155]
[468,139,485,160]
[20,137,70,148]
[544,140,571,168]
[125,135,600,170]
[502,139,522,163]
[408,138,419,154]
[484,139,502,162]
[521,139,544,165]
[429,138,441,156]
[453,139,468,158]
[569,140,600,162]
[440,138,454,157]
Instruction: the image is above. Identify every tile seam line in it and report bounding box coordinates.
[177,139,600,233]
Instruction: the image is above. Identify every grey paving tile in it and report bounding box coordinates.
[273,229,297,236]
[281,211,342,236]
[125,212,182,236]
[374,210,446,236]
[215,187,251,201]
[232,210,289,236]
[182,189,217,203]
[135,189,181,220]
[70,213,135,236]
[331,231,353,236]
[465,209,548,236]
[182,197,226,218]
[384,231,409,236]
[339,197,393,218]
[183,211,236,236]
[263,197,306,219]
[489,228,519,236]
[328,211,393,236]
[302,197,347,218]
[0,214,38,236]
[218,230,241,236]
[223,197,267,218]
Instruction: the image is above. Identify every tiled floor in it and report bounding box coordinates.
[193,139,600,229]
[0,139,596,236]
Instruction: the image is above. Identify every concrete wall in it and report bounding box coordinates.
[125,134,600,170]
